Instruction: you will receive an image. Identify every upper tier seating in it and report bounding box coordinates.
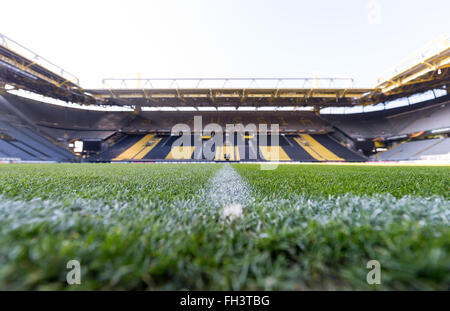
[324,96,450,139]
[3,94,331,137]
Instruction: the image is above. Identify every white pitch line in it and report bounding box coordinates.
[205,164,252,221]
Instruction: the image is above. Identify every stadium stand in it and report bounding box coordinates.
[88,132,364,162]
[3,94,368,162]
[7,95,331,135]
[392,103,450,135]
[0,122,75,161]
[280,135,318,162]
[294,134,343,161]
[373,138,450,161]
[91,134,144,161]
[372,139,443,161]
[310,134,366,161]
[144,136,180,160]
[1,90,448,162]
[324,95,450,139]
[113,134,162,160]
[420,138,450,158]
[0,96,76,161]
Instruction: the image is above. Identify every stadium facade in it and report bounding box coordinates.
[0,33,449,163]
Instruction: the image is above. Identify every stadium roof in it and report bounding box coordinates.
[0,33,448,109]
[366,35,450,104]
[0,33,95,105]
[86,78,370,108]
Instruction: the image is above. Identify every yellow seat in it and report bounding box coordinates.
[114,135,161,160]
[259,146,291,161]
[294,135,343,161]
[166,146,195,160]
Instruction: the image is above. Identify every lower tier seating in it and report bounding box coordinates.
[0,119,76,162]
[372,138,450,161]
[94,134,366,162]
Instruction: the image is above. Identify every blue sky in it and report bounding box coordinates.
[1,0,449,88]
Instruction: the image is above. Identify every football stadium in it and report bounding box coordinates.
[0,1,449,295]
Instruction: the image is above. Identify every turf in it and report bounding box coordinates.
[0,163,448,290]
[233,164,450,199]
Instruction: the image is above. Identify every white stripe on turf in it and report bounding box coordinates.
[0,193,448,234]
[204,164,252,221]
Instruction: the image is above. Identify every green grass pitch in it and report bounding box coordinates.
[0,163,448,290]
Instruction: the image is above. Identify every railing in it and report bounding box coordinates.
[377,34,449,84]
[0,33,79,85]
[102,77,356,89]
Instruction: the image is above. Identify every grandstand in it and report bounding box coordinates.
[0,96,75,162]
[324,95,450,139]
[0,33,449,163]
[372,137,450,161]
